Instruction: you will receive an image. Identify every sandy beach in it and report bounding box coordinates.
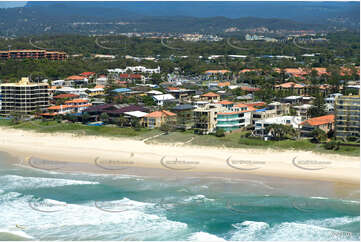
[0,127,359,185]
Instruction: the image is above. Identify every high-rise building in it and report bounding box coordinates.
[0,77,50,115]
[334,95,360,140]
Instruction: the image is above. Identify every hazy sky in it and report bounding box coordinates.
[0,1,27,8]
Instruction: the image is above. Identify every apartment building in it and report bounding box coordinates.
[0,50,67,61]
[216,103,253,132]
[193,103,224,134]
[0,77,50,115]
[334,95,360,140]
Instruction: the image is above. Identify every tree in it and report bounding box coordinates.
[9,111,22,125]
[265,124,297,141]
[100,112,110,124]
[311,128,327,143]
[82,112,90,124]
[215,128,225,137]
[307,94,326,118]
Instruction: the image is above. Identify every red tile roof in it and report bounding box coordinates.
[145,110,176,118]
[205,70,230,74]
[48,105,73,110]
[65,99,89,104]
[274,82,304,88]
[241,86,260,92]
[218,82,231,87]
[219,100,233,105]
[66,75,86,80]
[80,72,96,76]
[301,114,335,126]
[118,74,143,79]
[53,94,79,99]
[201,92,220,97]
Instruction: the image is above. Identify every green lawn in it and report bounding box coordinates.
[0,119,151,138]
[0,119,359,156]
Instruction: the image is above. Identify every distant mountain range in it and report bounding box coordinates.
[0,1,359,37]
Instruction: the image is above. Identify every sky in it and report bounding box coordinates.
[0,1,27,8]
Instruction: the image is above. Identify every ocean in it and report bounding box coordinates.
[0,151,359,241]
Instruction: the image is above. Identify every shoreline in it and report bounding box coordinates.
[0,127,359,186]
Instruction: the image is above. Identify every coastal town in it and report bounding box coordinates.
[0,49,359,152]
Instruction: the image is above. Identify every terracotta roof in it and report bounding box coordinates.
[245,102,266,107]
[53,94,79,99]
[301,114,335,126]
[145,110,176,118]
[218,82,231,87]
[205,70,230,74]
[275,82,304,88]
[219,100,233,105]
[239,69,261,73]
[65,99,89,104]
[167,87,179,91]
[234,103,248,108]
[80,72,96,76]
[201,92,220,97]
[118,74,143,79]
[241,86,260,92]
[95,85,105,89]
[66,75,86,80]
[218,107,255,115]
[40,112,58,116]
[48,105,73,110]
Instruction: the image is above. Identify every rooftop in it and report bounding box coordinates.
[301,114,335,126]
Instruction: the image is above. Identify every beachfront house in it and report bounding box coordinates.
[300,114,335,138]
[143,110,176,129]
[254,116,302,136]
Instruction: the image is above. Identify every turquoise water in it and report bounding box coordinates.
[0,152,359,241]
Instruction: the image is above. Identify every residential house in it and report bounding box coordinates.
[201,92,220,102]
[152,94,176,106]
[300,114,335,138]
[123,111,148,127]
[268,102,290,115]
[84,104,148,119]
[251,108,277,126]
[87,88,104,97]
[64,99,92,113]
[95,75,108,86]
[144,110,176,128]
[66,75,88,86]
[293,104,314,120]
[254,116,302,136]
[274,82,306,95]
[118,74,145,84]
[282,96,303,105]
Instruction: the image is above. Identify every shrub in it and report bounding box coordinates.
[324,140,340,150]
[215,128,225,137]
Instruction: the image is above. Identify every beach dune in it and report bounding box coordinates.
[0,128,359,185]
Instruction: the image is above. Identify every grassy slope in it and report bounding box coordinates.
[0,120,359,156]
